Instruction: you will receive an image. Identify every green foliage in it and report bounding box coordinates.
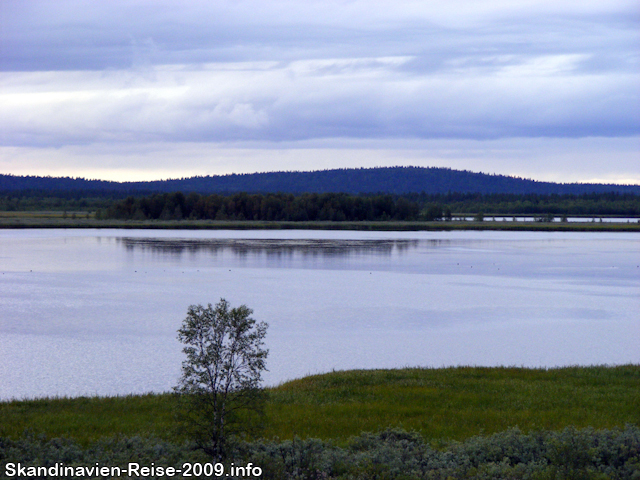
[421,204,443,221]
[406,191,640,216]
[101,190,640,222]
[0,434,208,480]
[103,192,423,222]
[1,366,638,446]
[2,426,639,479]
[265,366,640,443]
[2,187,639,220]
[244,426,640,479]
[0,394,177,445]
[175,300,269,459]
[0,194,112,213]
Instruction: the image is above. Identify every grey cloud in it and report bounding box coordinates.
[575,52,639,75]
[2,58,638,147]
[0,0,638,149]
[2,1,637,72]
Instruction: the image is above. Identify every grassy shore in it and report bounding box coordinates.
[2,366,638,445]
[1,212,639,231]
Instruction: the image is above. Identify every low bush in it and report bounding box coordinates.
[2,426,638,479]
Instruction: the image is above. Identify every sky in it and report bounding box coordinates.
[1,0,638,184]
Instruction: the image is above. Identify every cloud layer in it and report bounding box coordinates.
[1,0,638,181]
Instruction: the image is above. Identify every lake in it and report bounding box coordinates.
[1,229,638,400]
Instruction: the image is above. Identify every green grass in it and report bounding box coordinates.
[266,366,640,444]
[1,213,639,231]
[1,366,638,445]
[0,394,176,444]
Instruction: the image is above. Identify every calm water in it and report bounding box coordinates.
[1,229,638,400]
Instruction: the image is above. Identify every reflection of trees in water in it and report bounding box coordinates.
[117,238,421,258]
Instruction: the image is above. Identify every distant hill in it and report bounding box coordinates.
[1,167,639,196]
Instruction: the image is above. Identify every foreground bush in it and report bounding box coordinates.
[244,427,640,479]
[2,426,639,479]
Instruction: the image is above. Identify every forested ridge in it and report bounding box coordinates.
[3,167,638,217]
[2,166,640,195]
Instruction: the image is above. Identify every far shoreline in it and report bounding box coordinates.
[1,216,640,232]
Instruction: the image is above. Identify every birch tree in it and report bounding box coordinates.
[175,299,268,459]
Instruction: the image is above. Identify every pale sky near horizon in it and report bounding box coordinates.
[1,1,638,184]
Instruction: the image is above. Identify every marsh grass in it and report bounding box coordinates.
[266,366,640,444]
[1,366,638,445]
[1,213,639,231]
[0,393,178,445]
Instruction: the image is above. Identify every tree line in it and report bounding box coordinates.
[2,190,638,217]
[103,192,424,221]
[100,191,640,221]
[408,192,640,216]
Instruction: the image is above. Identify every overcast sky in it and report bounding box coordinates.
[1,0,638,183]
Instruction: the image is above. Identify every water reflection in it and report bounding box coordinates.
[1,230,638,399]
[117,237,420,257]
